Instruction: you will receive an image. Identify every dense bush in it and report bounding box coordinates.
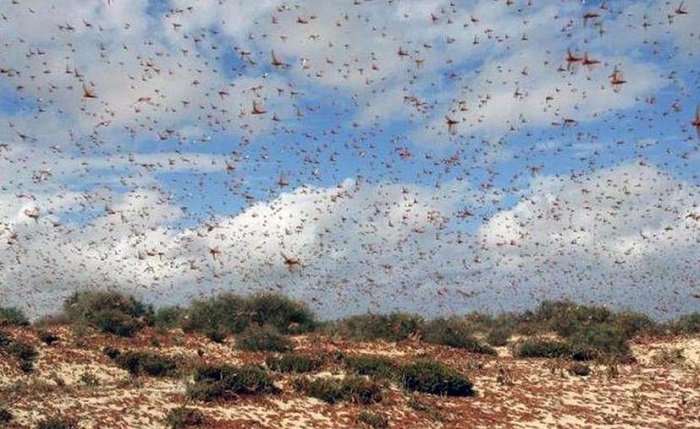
[293,376,383,405]
[513,339,572,359]
[187,364,278,401]
[153,305,186,331]
[356,410,389,428]
[330,312,423,342]
[182,292,316,336]
[165,406,206,428]
[113,350,179,377]
[567,324,634,362]
[420,317,496,355]
[0,306,29,326]
[235,325,293,352]
[266,353,323,373]
[398,360,474,396]
[61,290,153,337]
[343,354,397,380]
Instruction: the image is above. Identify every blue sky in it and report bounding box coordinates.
[0,0,698,320]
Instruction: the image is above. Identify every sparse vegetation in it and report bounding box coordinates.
[113,350,180,377]
[513,338,572,359]
[399,360,474,396]
[165,406,206,428]
[568,362,591,376]
[330,312,423,342]
[356,410,389,428]
[187,364,279,401]
[0,332,38,373]
[420,317,496,355]
[0,306,29,326]
[235,324,293,352]
[343,354,397,380]
[293,376,383,404]
[266,353,324,373]
[36,416,80,429]
[37,330,60,345]
[61,290,153,337]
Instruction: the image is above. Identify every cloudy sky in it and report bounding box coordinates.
[0,0,698,320]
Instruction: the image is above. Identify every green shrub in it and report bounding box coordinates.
[344,354,397,380]
[0,405,13,423]
[235,325,293,352]
[531,300,613,338]
[513,339,572,359]
[486,327,512,347]
[153,305,186,331]
[399,360,474,396]
[36,416,79,429]
[293,376,383,404]
[61,290,153,337]
[611,311,657,338]
[671,312,700,334]
[165,406,205,428]
[188,364,278,401]
[567,324,634,362]
[205,329,227,343]
[420,317,496,355]
[245,293,317,334]
[114,350,179,377]
[182,292,317,336]
[266,353,323,373]
[182,293,248,335]
[356,410,389,428]
[0,306,29,326]
[331,313,423,342]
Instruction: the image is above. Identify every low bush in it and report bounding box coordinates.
[0,306,29,326]
[182,292,317,336]
[567,324,634,362]
[235,325,293,352]
[485,326,512,347]
[568,362,591,376]
[356,410,389,428]
[293,376,383,405]
[0,335,38,373]
[330,313,423,342]
[153,305,186,331]
[113,350,179,377]
[670,312,700,334]
[513,339,572,359]
[266,353,323,373]
[36,416,80,429]
[420,317,496,355]
[344,354,397,380]
[398,360,474,396]
[61,290,153,337]
[0,405,12,423]
[165,406,206,428]
[37,330,60,345]
[187,364,278,401]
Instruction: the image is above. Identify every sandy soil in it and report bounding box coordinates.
[0,326,698,428]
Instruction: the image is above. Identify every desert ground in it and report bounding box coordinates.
[0,324,698,429]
